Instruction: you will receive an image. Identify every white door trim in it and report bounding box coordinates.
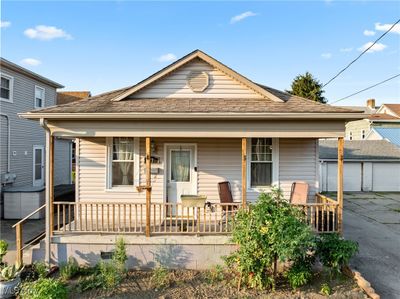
[163,143,198,204]
[33,145,45,186]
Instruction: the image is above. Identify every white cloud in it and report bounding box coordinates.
[0,21,11,28]
[230,11,257,24]
[375,22,400,34]
[340,47,353,52]
[358,42,387,53]
[24,25,72,40]
[363,30,375,36]
[321,53,332,59]
[20,58,42,66]
[157,53,177,63]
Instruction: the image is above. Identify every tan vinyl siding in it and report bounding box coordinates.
[130,58,263,99]
[0,66,70,187]
[345,120,371,140]
[77,137,319,204]
[279,139,318,200]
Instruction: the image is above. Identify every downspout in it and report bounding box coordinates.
[40,118,51,264]
[0,113,11,173]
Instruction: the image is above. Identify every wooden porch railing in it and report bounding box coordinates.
[12,204,46,267]
[53,201,242,235]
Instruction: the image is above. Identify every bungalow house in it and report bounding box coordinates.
[18,50,364,269]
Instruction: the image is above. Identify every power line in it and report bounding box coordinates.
[323,19,400,88]
[331,73,400,104]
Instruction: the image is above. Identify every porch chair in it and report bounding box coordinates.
[217,181,238,221]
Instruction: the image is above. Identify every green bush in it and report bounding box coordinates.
[76,274,102,293]
[316,233,358,273]
[59,257,80,281]
[150,266,170,289]
[0,240,8,265]
[19,278,68,299]
[285,262,313,290]
[76,261,123,292]
[32,261,49,279]
[320,282,332,296]
[225,188,316,290]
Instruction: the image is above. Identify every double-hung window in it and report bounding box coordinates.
[35,86,45,109]
[361,129,366,140]
[108,137,139,189]
[1,74,13,102]
[249,138,273,188]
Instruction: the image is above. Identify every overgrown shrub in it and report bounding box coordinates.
[32,261,49,279]
[150,266,170,289]
[98,260,124,289]
[225,188,316,290]
[320,282,332,296]
[19,278,68,299]
[59,257,80,281]
[76,274,102,293]
[316,233,358,274]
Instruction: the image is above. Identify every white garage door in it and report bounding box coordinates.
[327,162,362,192]
[372,163,400,191]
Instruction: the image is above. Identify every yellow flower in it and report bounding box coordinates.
[260,226,268,235]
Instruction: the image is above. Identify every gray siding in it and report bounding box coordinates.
[76,137,318,203]
[0,66,70,188]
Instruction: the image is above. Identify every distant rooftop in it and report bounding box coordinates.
[319,140,400,161]
[373,127,400,147]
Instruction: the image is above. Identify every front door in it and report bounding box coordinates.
[166,144,197,207]
[33,145,44,186]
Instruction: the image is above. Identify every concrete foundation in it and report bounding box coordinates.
[31,234,237,270]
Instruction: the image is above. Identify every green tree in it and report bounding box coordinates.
[287,72,327,103]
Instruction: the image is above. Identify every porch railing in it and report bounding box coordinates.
[53,201,242,235]
[53,195,340,235]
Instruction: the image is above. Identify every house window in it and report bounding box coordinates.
[348,131,353,140]
[107,137,139,189]
[1,74,13,102]
[249,138,273,187]
[361,129,366,140]
[35,86,45,108]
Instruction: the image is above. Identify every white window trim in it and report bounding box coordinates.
[105,137,140,191]
[246,138,279,192]
[32,145,45,187]
[34,85,45,109]
[1,73,14,103]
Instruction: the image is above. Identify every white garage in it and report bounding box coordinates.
[319,140,400,192]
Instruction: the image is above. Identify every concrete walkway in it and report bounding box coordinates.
[343,192,400,299]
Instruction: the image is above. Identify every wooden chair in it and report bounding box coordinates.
[289,181,309,204]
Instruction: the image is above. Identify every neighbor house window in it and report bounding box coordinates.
[108,137,139,189]
[34,86,45,108]
[361,129,366,140]
[249,138,273,188]
[1,74,13,102]
[348,131,353,140]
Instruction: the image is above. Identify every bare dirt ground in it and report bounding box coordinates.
[68,269,367,299]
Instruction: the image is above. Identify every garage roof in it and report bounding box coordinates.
[319,140,400,161]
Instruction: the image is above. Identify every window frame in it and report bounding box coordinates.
[0,73,14,103]
[34,85,45,109]
[361,129,366,140]
[106,137,140,191]
[246,138,279,191]
[348,131,353,140]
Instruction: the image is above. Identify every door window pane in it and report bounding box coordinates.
[35,165,42,180]
[171,150,190,182]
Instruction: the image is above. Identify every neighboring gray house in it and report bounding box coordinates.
[319,140,400,192]
[344,99,400,141]
[0,58,72,219]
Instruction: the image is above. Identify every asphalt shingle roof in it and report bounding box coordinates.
[319,140,400,160]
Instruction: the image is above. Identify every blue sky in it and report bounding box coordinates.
[1,1,399,106]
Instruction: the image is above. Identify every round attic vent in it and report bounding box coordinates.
[187,71,209,92]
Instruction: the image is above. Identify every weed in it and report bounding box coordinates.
[59,257,80,281]
[32,261,49,279]
[205,265,225,284]
[150,266,170,289]
[19,278,68,299]
[320,283,331,296]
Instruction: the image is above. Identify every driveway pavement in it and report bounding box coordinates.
[343,192,400,299]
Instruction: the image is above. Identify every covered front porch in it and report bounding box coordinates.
[13,119,345,266]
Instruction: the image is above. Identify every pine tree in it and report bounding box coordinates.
[287,72,327,103]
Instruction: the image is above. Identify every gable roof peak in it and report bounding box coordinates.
[111,50,284,103]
